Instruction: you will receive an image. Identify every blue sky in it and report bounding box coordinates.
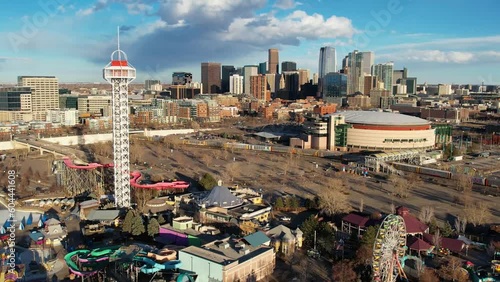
[0,0,499,84]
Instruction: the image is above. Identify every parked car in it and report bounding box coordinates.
[281,216,291,221]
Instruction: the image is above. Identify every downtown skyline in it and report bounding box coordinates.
[0,0,499,84]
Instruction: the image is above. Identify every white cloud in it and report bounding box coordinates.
[377,35,500,51]
[76,0,108,16]
[126,3,154,15]
[221,11,356,44]
[378,49,500,64]
[274,0,302,9]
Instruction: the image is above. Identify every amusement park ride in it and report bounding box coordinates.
[372,214,409,282]
[103,26,135,208]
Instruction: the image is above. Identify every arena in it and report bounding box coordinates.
[330,111,436,151]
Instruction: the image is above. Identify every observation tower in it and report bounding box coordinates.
[103,27,136,208]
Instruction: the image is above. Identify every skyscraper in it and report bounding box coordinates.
[346,51,374,94]
[258,62,267,75]
[281,61,297,72]
[318,47,337,78]
[268,48,279,74]
[221,65,236,93]
[18,76,59,121]
[229,74,243,94]
[243,65,258,94]
[322,73,347,104]
[201,62,221,93]
[372,62,394,92]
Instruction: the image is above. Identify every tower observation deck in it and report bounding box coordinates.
[103,27,136,208]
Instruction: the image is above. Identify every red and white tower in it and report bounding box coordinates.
[103,27,136,208]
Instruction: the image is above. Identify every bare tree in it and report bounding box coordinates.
[432,229,442,251]
[200,153,213,167]
[133,188,154,212]
[454,216,467,234]
[318,187,352,216]
[464,202,492,226]
[389,203,396,214]
[332,260,357,282]
[438,256,468,282]
[225,162,240,182]
[420,267,440,282]
[391,175,410,198]
[418,206,435,224]
[454,174,472,192]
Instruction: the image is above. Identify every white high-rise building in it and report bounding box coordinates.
[243,65,258,94]
[46,108,79,126]
[18,76,59,121]
[229,74,243,94]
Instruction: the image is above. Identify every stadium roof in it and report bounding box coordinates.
[327,111,430,126]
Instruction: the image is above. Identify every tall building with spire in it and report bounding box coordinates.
[268,48,279,74]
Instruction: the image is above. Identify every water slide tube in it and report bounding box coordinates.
[136,249,177,263]
[64,246,120,277]
[62,157,113,170]
[134,256,181,274]
[130,171,189,190]
[63,157,189,190]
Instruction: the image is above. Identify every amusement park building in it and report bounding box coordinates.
[292,111,438,151]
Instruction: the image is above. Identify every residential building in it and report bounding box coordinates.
[77,96,112,116]
[372,62,394,92]
[243,65,258,94]
[250,75,270,102]
[229,74,243,94]
[268,48,279,74]
[179,232,275,282]
[172,72,192,85]
[281,61,297,72]
[18,76,59,121]
[46,109,79,126]
[201,62,221,94]
[318,46,337,78]
[221,65,236,93]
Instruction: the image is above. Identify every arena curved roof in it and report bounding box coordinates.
[329,111,430,126]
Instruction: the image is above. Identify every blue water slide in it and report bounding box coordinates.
[134,256,181,274]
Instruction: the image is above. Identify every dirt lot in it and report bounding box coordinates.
[2,134,499,224]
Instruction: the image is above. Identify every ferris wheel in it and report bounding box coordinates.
[372,214,408,282]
